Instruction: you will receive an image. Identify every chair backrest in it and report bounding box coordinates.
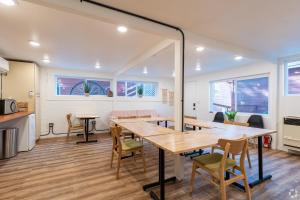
[111,126,123,152]
[184,115,197,119]
[233,121,249,127]
[247,115,264,128]
[218,138,248,169]
[213,112,225,123]
[117,116,137,119]
[66,113,72,128]
[139,115,152,118]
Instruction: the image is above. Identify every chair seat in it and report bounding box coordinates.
[121,139,143,151]
[72,124,84,129]
[193,153,236,171]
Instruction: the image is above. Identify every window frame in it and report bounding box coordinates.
[55,75,111,96]
[284,59,300,96]
[116,80,158,97]
[209,74,270,115]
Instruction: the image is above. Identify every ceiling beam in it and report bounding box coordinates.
[114,39,174,77]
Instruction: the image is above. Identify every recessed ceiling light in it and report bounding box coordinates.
[29,40,40,47]
[234,55,243,61]
[117,26,128,33]
[42,56,50,63]
[0,0,17,6]
[195,63,201,71]
[143,66,148,74]
[196,46,205,52]
[172,71,175,77]
[95,62,101,69]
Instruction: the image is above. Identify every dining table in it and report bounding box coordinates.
[113,118,277,200]
[76,114,99,144]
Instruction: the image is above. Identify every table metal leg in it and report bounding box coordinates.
[165,121,168,128]
[143,148,176,200]
[232,136,272,190]
[76,119,98,144]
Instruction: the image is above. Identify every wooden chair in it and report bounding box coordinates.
[116,116,137,139]
[66,113,84,137]
[110,126,146,179]
[220,120,252,168]
[190,138,251,200]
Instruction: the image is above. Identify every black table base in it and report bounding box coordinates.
[143,148,176,200]
[76,118,98,144]
[231,136,272,190]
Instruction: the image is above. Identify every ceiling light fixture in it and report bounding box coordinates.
[295,71,300,74]
[143,66,148,74]
[95,62,101,69]
[42,56,50,64]
[196,46,205,52]
[172,71,175,77]
[29,40,40,47]
[234,55,243,61]
[0,0,17,6]
[195,63,201,71]
[117,25,128,33]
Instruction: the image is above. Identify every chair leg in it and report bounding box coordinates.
[190,162,197,193]
[243,176,252,200]
[246,149,252,168]
[220,179,227,200]
[110,150,114,168]
[141,148,146,172]
[116,154,121,179]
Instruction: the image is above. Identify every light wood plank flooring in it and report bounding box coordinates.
[1,133,300,200]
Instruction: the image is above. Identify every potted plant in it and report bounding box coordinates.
[225,111,237,122]
[83,81,91,96]
[137,85,143,98]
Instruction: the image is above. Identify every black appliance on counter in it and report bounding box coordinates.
[0,99,17,115]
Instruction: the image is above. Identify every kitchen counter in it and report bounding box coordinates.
[0,111,34,124]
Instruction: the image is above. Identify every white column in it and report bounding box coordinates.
[173,39,185,180]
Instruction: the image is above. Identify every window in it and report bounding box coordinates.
[210,76,269,114]
[56,76,111,96]
[116,80,158,97]
[285,61,300,95]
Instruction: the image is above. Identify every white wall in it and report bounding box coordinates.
[185,61,279,149]
[278,55,300,151]
[39,67,174,137]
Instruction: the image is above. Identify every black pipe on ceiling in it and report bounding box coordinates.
[80,0,185,131]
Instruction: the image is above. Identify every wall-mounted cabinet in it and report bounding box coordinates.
[2,61,40,139]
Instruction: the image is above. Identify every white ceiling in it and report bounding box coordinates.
[126,42,255,78]
[2,0,294,78]
[0,1,164,74]
[94,0,300,60]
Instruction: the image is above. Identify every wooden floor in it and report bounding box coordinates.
[1,133,300,200]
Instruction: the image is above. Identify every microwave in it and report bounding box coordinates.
[0,99,17,115]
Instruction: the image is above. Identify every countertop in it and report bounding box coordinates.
[0,111,34,124]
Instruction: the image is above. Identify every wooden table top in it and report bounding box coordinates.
[118,121,180,138]
[76,115,99,119]
[114,116,277,154]
[191,125,277,139]
[145,132,219,154]
[112,117,219,129]
[111,116,173,124]
[0,111,34,124]
[148,126,276,154]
